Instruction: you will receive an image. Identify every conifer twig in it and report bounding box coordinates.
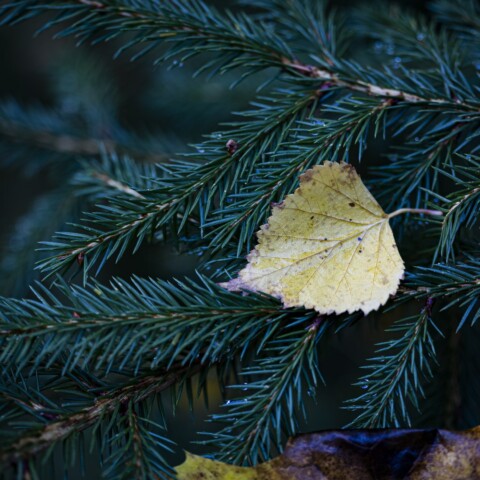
[0,364,197,465]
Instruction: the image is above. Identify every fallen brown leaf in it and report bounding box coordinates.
[176,427,480,479]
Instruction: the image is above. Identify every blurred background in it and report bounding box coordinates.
[0,0,465,476]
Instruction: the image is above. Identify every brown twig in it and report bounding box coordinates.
[91,171,145,199]
[281,59,476,110]
[0,121,169,163]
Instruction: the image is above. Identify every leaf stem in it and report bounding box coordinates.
[387,208,443,219]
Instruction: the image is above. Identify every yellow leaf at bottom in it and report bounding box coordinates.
[175,453,258,480]
[225,161,404,315]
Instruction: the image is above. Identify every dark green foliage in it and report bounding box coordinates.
[346,311,440,428]
[0,0,479,478]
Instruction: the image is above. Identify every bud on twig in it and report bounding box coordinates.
[226,139,239,155]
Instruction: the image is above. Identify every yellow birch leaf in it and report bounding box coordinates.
[225,161,406,315]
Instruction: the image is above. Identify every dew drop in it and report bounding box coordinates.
[392,57,402,69]
[373,41,384,53]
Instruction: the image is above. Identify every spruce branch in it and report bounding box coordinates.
[346,256,480,428]
[247,0,350,60]
[88,171,145,199]
[205,316,329,464]
[102,402,175,480]
[345,309,440,428]
[371,113,474,210]
[432,156,480,261]
[0,275,316,373]
[0,364,190,469]
[404,257,480,330]
[2,1,480,110]
[0,0,292,76]
[72,154,160,198]
[37,88,319,278]
[0,275,318,472]
[282,59,479,109]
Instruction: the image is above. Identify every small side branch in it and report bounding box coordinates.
[90,171,145,199]
[0,364,197,465]
[281,60,475,110]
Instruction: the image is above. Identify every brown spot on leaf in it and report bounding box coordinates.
[341,162,357,181]
[300,168,315,183]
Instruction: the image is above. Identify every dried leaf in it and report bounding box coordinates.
[176,427,480,479]
[224,161,404,315]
